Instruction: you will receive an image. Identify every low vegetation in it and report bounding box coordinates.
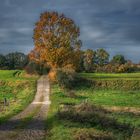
[79,72,140,80]
[45,72,140,140]
[74,128,115,140]
[0,70,38,124]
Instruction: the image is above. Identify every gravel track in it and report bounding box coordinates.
[0,75,50,140]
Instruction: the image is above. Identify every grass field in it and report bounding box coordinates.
[45,73,140,140]
[0,70,37,81]
[79,72,140,80]
[0,70,38,124]
[1,71,140,139]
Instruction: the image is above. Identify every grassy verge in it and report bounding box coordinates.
[0,70,38,123]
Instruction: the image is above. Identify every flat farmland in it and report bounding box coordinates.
[45,72,140,140]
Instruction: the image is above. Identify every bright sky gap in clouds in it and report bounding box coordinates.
[0,0,140,62]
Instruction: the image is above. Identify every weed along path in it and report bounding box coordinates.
[0,75,51,140]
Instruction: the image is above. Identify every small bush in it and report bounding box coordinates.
[74,128,115,140]
[56,68,77,90]
[48,69,57,82]
[25,62,50,75]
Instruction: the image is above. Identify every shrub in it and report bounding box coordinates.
[56,68,77,90]
[94,63,140,73]
[74,128,115,140]
[48,69,58,82]
[25,62,50,75]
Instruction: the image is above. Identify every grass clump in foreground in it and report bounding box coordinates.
[74,128,115,140]
[45,83,140,140]
[0,70,38,123]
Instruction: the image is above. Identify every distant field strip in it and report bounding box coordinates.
[79,72,140,80]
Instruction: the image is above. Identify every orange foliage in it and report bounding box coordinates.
[48,69,57,82]
[29,11,82,71]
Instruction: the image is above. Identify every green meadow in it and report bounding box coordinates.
[79,72,140,80]
[1,70,140,139]
[45,72,140,140]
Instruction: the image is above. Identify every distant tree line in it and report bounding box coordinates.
[0,50,139,73]
[0,52,28,70]
[79,48,140,73]
[0,52,50,74]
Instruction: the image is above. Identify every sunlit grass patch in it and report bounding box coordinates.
[0,70,38,123]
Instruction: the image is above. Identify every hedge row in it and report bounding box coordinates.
[91,80,140,90]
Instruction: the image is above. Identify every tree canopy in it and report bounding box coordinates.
[6,52,28,70]
[83,49,96,72]
[95,48,109,66]
[0,52,28,70]
[29,11,81,70]
[111,54,126,65]
[0,54,6,68]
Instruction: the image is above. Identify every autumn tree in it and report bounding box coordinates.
[83,49,96,72]
[29,11,81,71]
[95,48,109,66]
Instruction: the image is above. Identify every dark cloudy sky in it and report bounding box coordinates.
[0,0,140,62]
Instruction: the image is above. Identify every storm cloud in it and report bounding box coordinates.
[0,0,140,62]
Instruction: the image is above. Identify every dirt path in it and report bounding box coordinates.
[0,75,51,140]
